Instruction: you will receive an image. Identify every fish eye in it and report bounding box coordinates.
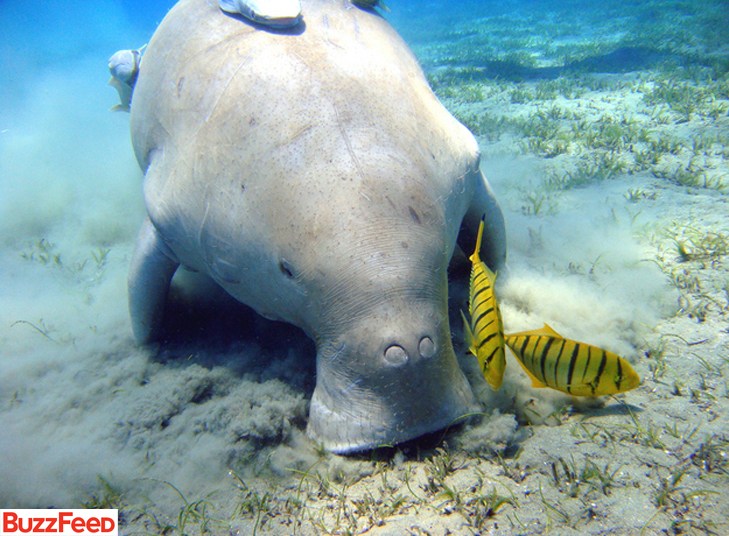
[279,259,294,278]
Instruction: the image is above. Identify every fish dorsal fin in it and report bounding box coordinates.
[541,323,561,337]
[483,263,498,285]
[507,323,563,339]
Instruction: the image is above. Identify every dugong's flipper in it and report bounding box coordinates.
[218,0,302,28]
[108,47,144,112]
[128,217,179,343]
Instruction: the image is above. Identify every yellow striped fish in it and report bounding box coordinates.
[461,216,506,391]
[504,324,640,397]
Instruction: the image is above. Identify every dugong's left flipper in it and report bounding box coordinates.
[128,217,179,343]
[459,169,506,273]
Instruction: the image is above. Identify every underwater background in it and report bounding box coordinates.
[1,0,728,533]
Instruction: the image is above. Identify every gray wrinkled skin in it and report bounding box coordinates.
[128,0,506,453]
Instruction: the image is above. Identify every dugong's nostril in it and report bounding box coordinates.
[384,345,409,367]
[419,337,436,358]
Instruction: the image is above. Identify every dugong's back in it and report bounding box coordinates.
[130,0,479,244]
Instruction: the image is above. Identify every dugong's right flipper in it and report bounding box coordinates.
[459,169,506,274]
[128,217,179,343]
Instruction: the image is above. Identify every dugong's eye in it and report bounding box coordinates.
[279,259,295,279]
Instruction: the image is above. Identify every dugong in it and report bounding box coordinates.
[128,0,506,453]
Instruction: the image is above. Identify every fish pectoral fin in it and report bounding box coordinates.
[460,310,476,355]
[512,354,548,388]
[527,372,548,389]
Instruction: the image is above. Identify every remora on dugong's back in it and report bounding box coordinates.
[128,0,506,453]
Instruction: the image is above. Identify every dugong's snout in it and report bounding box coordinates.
[307,303,479,454]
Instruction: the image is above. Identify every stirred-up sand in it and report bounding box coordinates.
[1,0,728,533]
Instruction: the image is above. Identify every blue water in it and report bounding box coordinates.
[1,0,728,532]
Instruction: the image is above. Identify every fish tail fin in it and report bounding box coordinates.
[469,215,486,264]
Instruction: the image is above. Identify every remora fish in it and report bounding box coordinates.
[218,0,302,28]
[461,216,506,390]
[108,47,144,112]
[505,324,641,396]
[352,0,390,12]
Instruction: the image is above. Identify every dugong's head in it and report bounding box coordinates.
[304,239,480,453]
[206,158,483,454]
[192,191,479,453]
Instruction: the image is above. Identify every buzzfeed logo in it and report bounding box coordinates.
[1,510,118,535]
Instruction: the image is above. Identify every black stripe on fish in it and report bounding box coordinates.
[552,338,566,388]
[472,269,488,283]
[566,342,580,394]
[526,336,540,373]
[472,271,489,289]
[473,306,495,330]
[472,282,491,304]
[616,356,623,386]
[592,349,607,395]
[518,336,530,359]
[539,337,554,385]
[477,331,498,349]
[582,345,593,385]
[475,318,497,335]
[484,345,501,367]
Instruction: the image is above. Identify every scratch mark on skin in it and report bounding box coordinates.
[290,51,311,69]
[327,342,347,364]
[197,199,212,258]
[202,56,249,125]
[339,378,363,397]
[284,124,315,146]
[333,102,366,183]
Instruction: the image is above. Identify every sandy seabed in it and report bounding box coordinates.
[1,0,728,534]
